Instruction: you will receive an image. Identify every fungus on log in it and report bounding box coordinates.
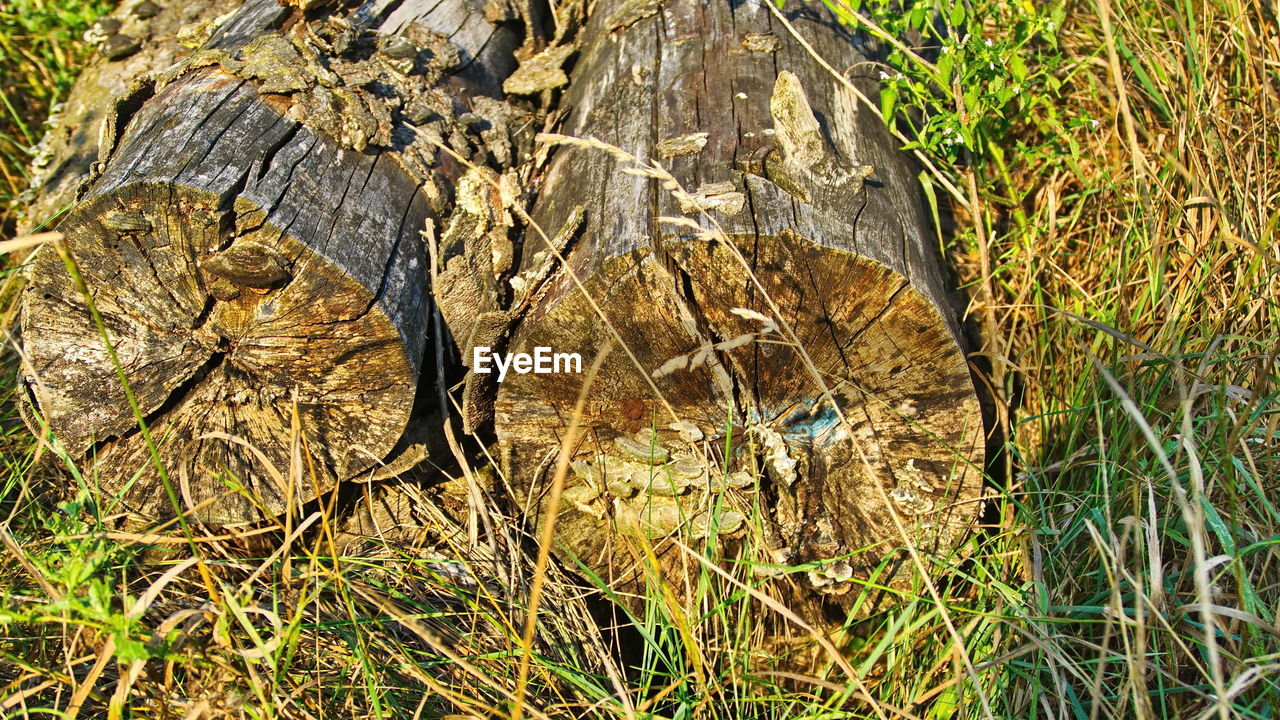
[19,0,524,524]
[495,0,984,609]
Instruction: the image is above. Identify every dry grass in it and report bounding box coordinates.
[945,0,1280,715]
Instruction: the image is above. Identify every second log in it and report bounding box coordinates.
[495,0,985,609]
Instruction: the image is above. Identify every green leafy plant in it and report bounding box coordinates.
[816,0,1069,168]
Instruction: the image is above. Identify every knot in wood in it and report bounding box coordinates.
[103,209,152,233]
[201,241,290,289]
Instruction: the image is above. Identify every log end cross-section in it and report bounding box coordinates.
[21,71,430,523]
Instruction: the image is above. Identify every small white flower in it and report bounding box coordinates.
[984,38,993,47]
[1091,118,1101,129]
[1012,85,1021,95]
[879,70,891,80]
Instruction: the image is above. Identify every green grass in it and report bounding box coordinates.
[2,0,1279,717]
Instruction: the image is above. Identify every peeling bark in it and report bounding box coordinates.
[19,0,983,622]
[18,0,243,234]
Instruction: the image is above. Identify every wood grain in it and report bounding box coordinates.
[494,0,984,613]
[17,0,243,234]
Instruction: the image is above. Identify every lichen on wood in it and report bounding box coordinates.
[18,0,243,234]
[22,71,431,523]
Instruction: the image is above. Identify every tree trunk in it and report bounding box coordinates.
[494,0,984,610]
[19,0,524,524]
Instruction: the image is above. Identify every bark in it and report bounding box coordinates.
[19,0,525,524]
[494,0,984,610]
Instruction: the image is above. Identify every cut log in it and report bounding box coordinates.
[495,1,984,610]
[19,0,524,524]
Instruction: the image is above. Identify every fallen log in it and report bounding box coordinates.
[19,0,525,524]
[494,0,985,609]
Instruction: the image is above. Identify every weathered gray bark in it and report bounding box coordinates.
[494,0,984,610]
[19,0,982,622]
[20,0,524,524]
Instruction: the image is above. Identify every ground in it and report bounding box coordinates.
[1,0,1278,717]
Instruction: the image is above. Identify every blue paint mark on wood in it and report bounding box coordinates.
[752,397,846,443]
